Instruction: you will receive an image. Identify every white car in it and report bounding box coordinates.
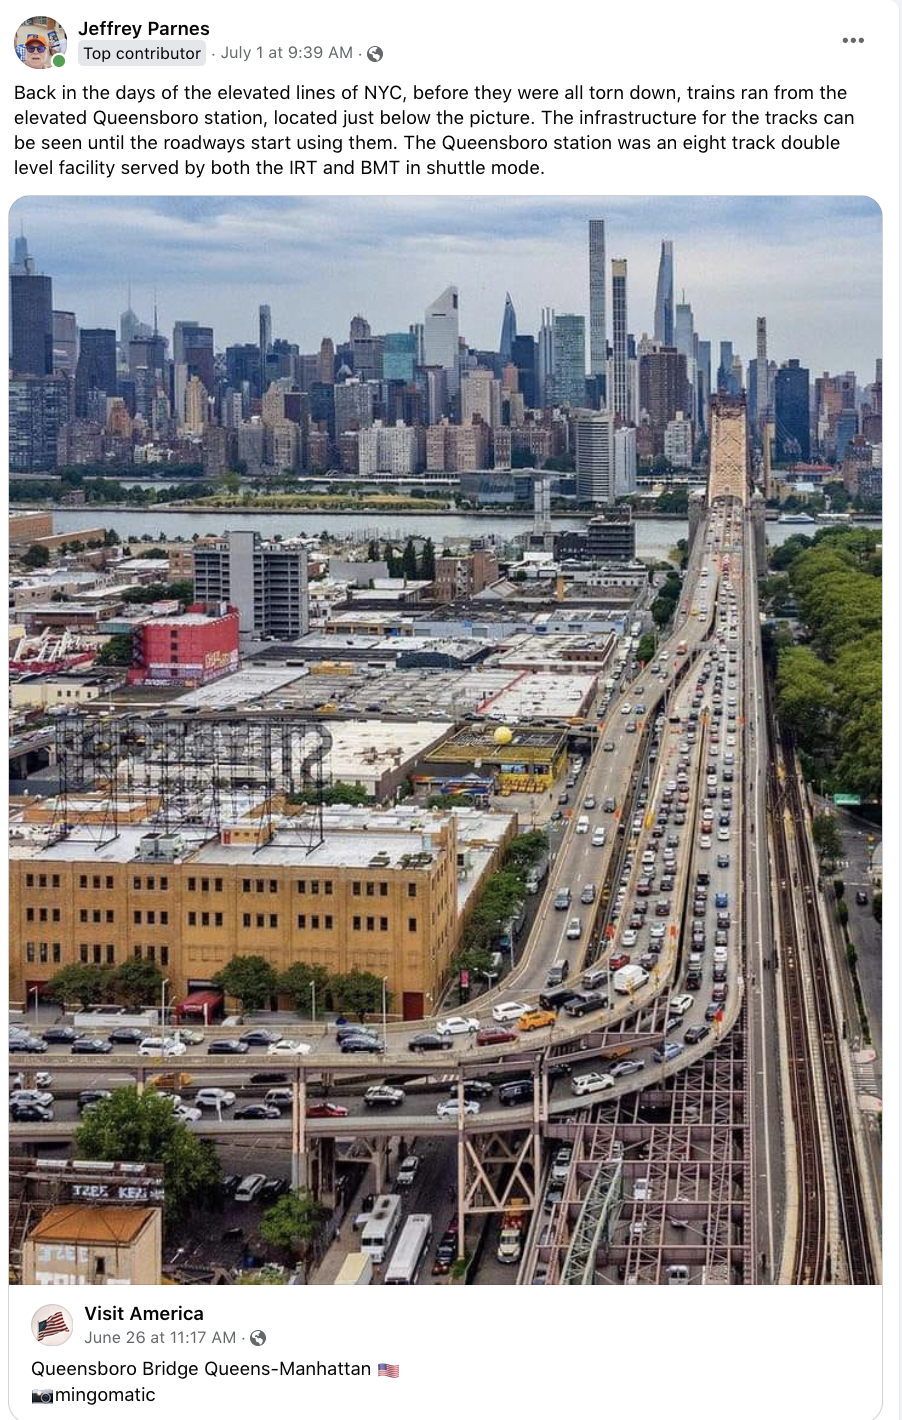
[565,917,583,940]
[650,924,666,941]
[571,1072,615,1097]
[173,1104,202,1123]
[620,703,632,714]
[195,1088,236,1110]
[436,1098,480,1118]
[9,1089,54,1108]
[717,827,731,841]
[713,946,728,962]
[592,829,606,847]
[622,930,638,948]
[670,993,694,1017]
[138,1037,186,1057]
[575,816,590,834]
[435,1015,479,1037]
[699,835,712,849]
[492,1002,530,1024]
[267,1039,312,1056]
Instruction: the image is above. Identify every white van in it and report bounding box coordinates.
[575,815,590,834]
[235,1173,267,1203]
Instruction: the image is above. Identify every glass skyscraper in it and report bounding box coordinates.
[553,314,587,408]
[654,240,674,348]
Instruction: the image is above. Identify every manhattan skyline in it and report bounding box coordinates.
[10,196,881,375]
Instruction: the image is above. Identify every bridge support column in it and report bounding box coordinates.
[291,1075,307,1191]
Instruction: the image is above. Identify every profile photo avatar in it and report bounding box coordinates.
[31,1305,73,1347]
[14,16,66,68]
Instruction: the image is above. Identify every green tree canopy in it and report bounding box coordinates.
[812,812,843,863]
[97,634,133,667]
[74,1087,220,1225]
[214,955,279,1012]
[331,969,390,1021]
[260,1189,326,1277]
[277,962,331,1015]
[113,958,164,1012]
[46,963,116,1010]
[22,543,50,568]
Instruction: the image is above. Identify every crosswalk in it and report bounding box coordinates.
[853,1059,882,1097]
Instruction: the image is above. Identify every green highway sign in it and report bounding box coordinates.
[833,794,861,807]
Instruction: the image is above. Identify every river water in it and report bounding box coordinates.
[47,508,852,561]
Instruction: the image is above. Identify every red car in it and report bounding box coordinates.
[609,953,631,971]
[306,1101,349,1119]
[476,1026,517,1047]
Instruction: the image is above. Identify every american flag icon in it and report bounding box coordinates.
[38,1312,69,1342]
[378,1363,399,1378]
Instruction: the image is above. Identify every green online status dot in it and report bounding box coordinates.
[52,54,65,66]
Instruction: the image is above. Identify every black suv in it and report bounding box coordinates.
[408,1033,452,1053]
[498,1079,535,1106]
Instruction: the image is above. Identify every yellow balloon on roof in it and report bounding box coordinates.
[493,726,514,746]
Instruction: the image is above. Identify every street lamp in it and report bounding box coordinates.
[29,984,40,1024]
[381,977,389,1046]
[309,979,316,1025]
[160,978,170,1052]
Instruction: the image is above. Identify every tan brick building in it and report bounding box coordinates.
[10,807,515,1020]
[23,1205,162,1286]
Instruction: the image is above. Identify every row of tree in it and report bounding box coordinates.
[365,536,436,581]
[450,831,548,979]
[770,529,881,799]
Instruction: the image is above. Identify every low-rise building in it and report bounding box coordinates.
[23,1205,162,1286]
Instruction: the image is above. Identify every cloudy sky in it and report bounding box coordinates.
[11,196,881,376]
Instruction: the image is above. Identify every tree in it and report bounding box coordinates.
[836,899,849,929]
[97,634,133,667]
[74,1087,220,1225]
[812,812,843,863]
[366,539,380,563]
[214,955,279,1012]
[400,536,418,580]
[833,878,845,900]
[22,543,50,569]
[419,536,436,580]
[636,633,657,665]
[382,540,398,576]
[113,958,164,1012]
[260,1189,326,1278]
[278,962,331,1015]
[46,963,115,1011]
[331,969,389,1022]
[504,831,549,871]
[451,945,497,980]
[872,892,882,924]
[103,528,121,546]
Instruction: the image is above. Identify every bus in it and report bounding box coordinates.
[383,1213,433,1284]
[359,1194,403,1264]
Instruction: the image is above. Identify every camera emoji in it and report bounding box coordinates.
[32,1391,54,1404]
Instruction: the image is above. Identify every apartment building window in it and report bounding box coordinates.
[269,914,278,929]
[26,942,35,962]
[38,874,47,888]
[92,910,101,924]
[352,882,361,897]
[39,907,48,922]
[92,876,100,890]
[160,911,168,926]
[92,945,102,964]
[408,883,417,898]
[242,879,251,893]
[269,880,278,894]
[134,911,142,925]
[146,877,155,891]
[256,914,264,929]
[201,878,210,893]
[39,942,48,963]
[324,881,333,896]
[201,912,210,927]
[256,880,264,893]
[133,876,141,890]
[52,908,61,923]
[160,876,168,891]
[187,877,197,892]
[161,947,169,966]
[215,878,223,893]
[188,911,197,926]
[26,908,34,923]
[79,944,88,962]
[366,916,375,931]
[52,875,60,888]
[311,914,320,930]
[380,917,388,931]
[106,945,115,964]
[243,913,251,928]
[52,943,61,963]
[379,883,388,897]
[408,917,417,932]
[146,945,156,962]
[25,873,34,888]
[297,914,306,929]
[105,876,113,890]
[134,946,142,959]
[297,880,306,894]
[353,915,362,931]
[324,915,333,930]
[215,912,223,927]
[79,875,87,889]
[365,883,374,897]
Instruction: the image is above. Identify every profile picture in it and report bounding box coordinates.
[14,16,66,68]
[31,1305,73,1347]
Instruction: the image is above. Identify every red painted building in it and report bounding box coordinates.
[127,604,239,688]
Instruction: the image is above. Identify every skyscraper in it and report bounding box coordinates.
[575,411,615,503]
[774,359,811,462]
[10,272,53,376]
[675,300,696,416]
[511,334,537,409]
[259,304,272,370]
[654,240,674,348]
[638,345,688,454]
[537,307,555,406]
[383,331,417,383]
[499,292,517,365]
[553,314,587,408]
[74,329,117,418]
[610,259,629,421]
[52,311,77,377]
[424,286,460,394]
[717,341,735,394]
[588,220,607,378]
